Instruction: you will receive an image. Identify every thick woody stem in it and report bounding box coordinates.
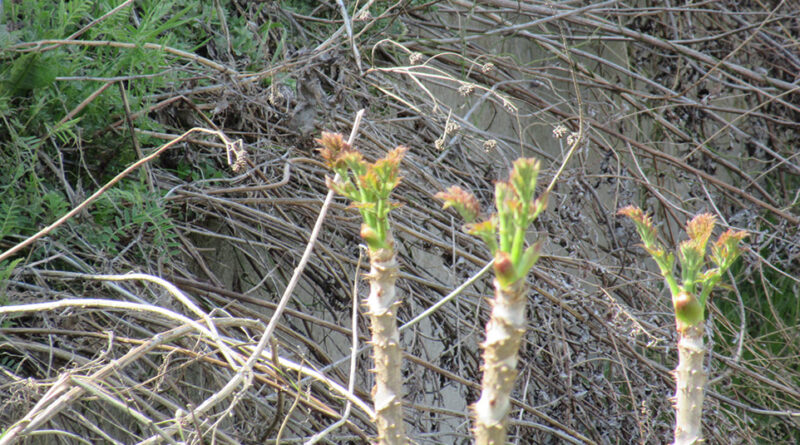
[364,239,406,445]
[473,279,528,445]
[673,322,706,445]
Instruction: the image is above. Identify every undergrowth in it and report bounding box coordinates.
[0,0,271,267]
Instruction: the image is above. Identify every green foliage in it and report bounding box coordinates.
[0,138,60,247]
[317,132,406,251]
[88,184,181,260]
[0,53,58,95]
[0,0,269,267]
[716,234,799,360]
[619,207,747,328]
[0,259,23,306]
[0,0,265,158]
[0,199,24,242]
[716,256,800,358]
[713,246,799,442]
[437,158,547,288]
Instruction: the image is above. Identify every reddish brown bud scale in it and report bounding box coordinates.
[361,224,379,242]
[673,291,692,310]
[493,252,514,284]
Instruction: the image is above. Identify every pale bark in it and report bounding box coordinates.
[673,322,706,445]
[364,242,406,445]
[473,279,528,445]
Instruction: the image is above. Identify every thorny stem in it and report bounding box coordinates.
[318,132,408,444]
[364,241,406,445]
[473,278,528,444]
[437,158,546,445]
[674,323,706,445]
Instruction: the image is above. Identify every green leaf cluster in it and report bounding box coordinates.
[619,206,748,328]
[317,132,406,251]
[437,158,548,288]
[1,0,264,268]
[89,185,181,261]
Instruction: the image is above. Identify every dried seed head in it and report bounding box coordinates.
[566,132,580,146]
[481,62,495,74]
[228,140,249,173]
[409,52,424,65]
[355,10,372,21]
[232,154,248,173]
[483,139,497,152]
[445,121,460,135]
[268,88,284,106]
[552,125,568,139]
[458,83,475,96]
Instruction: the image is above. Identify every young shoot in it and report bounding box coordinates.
[437,157,548,445]
[438,157,548,287]
[619,206,747,445]
[618,206,747,329]
[317,131,408,445]
[317,131,407,251]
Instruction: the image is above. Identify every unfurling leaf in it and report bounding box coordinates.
[711,229,748,271]
[436,186,481,222]
[517,241,542,279]
[316,132,353,168]
[618,206,659,249]
[509,157,541,203]
[678,239,705,289]
[686,213,715,250]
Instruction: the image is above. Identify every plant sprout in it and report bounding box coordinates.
[619,206,747,445]
[318,131,408,445]
[437,158,548,445]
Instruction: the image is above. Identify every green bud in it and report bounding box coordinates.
[673,290,704,331]
[360,224,383,250]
